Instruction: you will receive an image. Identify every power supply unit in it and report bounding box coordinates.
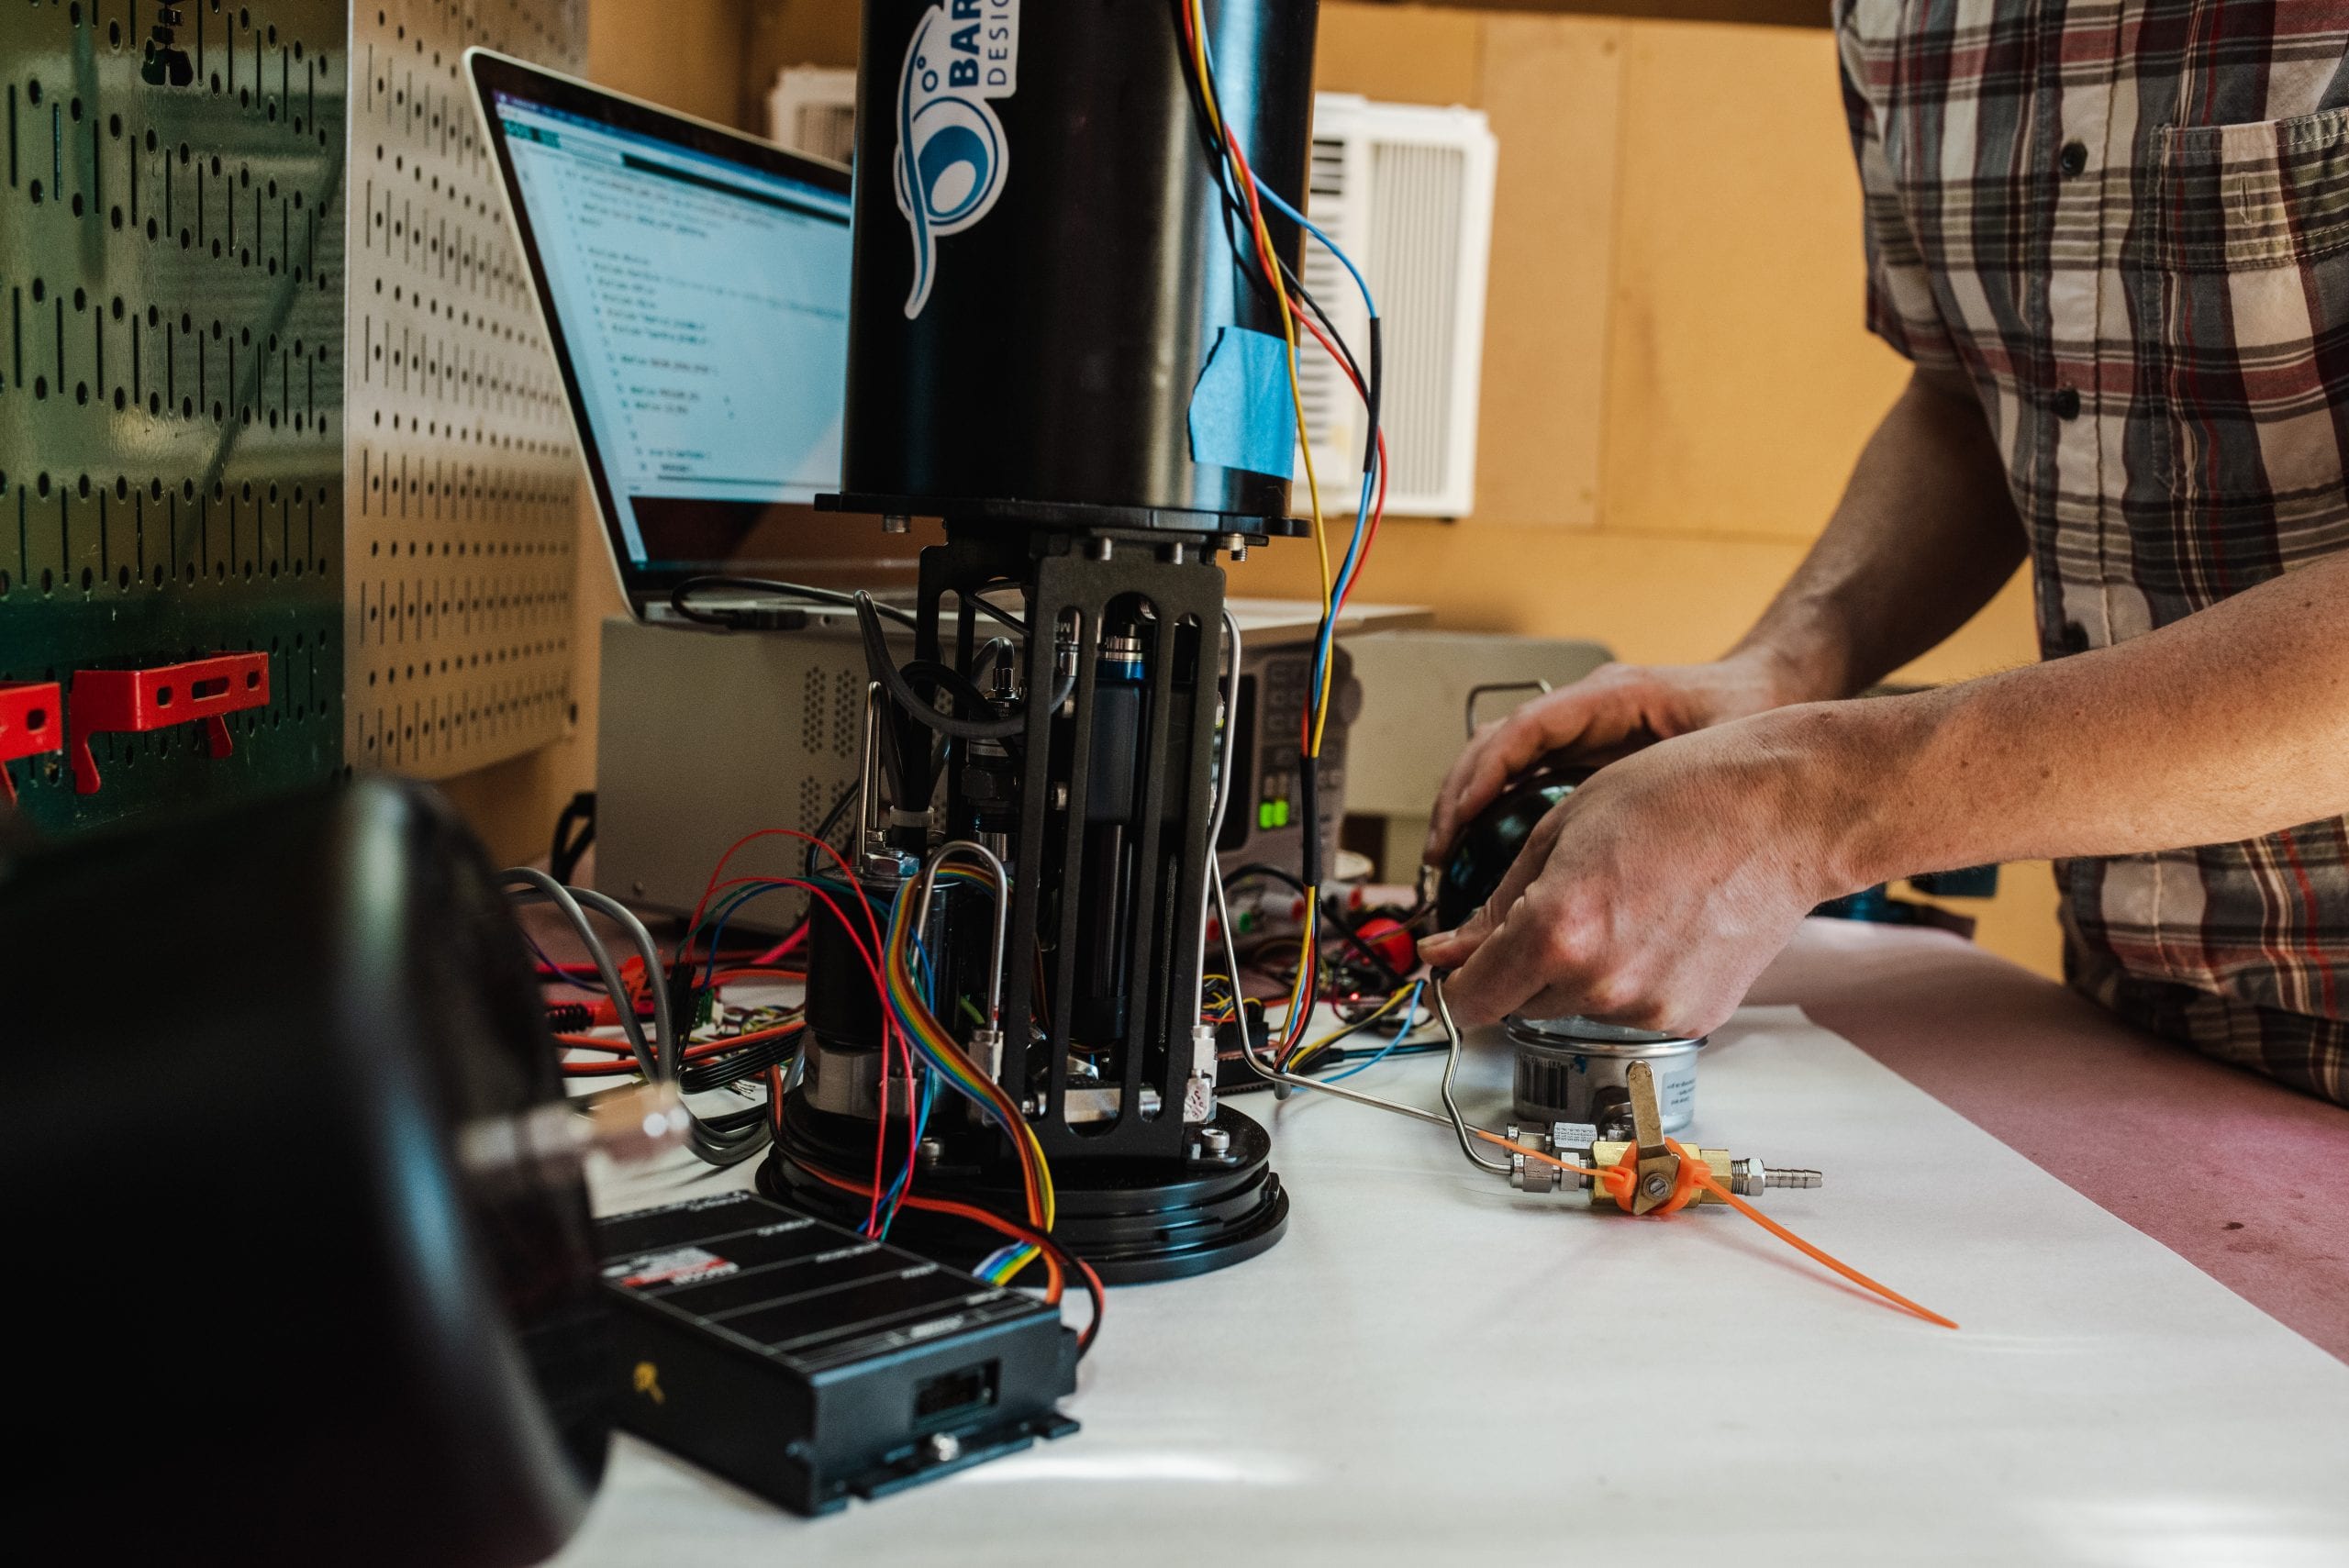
[596,1192,1078,1516]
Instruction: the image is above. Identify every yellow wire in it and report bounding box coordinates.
[1289,983,1413,1070]
[1188,4,1330,754]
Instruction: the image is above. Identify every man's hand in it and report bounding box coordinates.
[1418,708,1854,1032]
[1422,651,1800,867]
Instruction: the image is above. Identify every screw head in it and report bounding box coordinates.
[926,1431,962,1464]
[1641,1172,1672,1199]
[1200,1127,1232,1157]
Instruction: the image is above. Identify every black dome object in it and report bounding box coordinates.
[0,778,608,1567]
[1436,760,1598,931]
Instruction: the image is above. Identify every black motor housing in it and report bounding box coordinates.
[839,0,1320,533]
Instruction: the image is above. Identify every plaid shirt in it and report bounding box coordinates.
[1838,0,2349,1104]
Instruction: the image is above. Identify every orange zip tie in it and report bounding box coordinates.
[1472,1127,1957,1331]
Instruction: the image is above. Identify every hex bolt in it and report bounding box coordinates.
[1200,1127,1232,1157]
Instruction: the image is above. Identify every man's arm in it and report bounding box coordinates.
[1423,548,2349,1030]
[1423,365,2026,862]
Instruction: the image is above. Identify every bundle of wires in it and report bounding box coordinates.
[673,832,1102,1349]
[1174,0,1389,1062]
[875,848,1060,1290]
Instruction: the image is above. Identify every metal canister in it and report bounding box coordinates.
[1505,1016,1706,1138]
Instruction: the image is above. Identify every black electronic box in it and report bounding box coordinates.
[596,1192,1078,1516]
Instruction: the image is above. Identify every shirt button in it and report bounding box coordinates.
[2053,385,2082,419]
[2059,139,2088,177]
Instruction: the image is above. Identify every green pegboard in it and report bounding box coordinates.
[0,0,345,837]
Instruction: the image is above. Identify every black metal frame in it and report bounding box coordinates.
[916,528,1224,1162]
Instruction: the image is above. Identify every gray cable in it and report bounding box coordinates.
[502,869,654,1076]
[571,884,770,1168]
[503,869,771,1168]
[1196,608,1246,1027]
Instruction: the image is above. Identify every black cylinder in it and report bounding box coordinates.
[0,781,608,1567]
[841,0,1320,532]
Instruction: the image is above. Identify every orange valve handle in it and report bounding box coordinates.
[0,682,64,806]
[68,653,271,795]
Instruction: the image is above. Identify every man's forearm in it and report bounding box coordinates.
[1731,367,2028,706]
[1805,550,2349,890]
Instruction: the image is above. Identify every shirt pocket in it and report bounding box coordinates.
[2151,108,2349,520]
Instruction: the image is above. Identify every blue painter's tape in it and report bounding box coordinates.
[1188,327,1299,480]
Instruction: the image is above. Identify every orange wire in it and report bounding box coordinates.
[1690,1168,1959,1330]
[793,1157,1066,1305]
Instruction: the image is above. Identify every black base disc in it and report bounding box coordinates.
[760,1105,1289,1286]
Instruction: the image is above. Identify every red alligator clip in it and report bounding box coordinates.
[68,652,272,795]
[0,682,64,806]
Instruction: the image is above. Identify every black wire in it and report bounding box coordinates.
[671,575,918,628]
[805,777,862,877]
[1229,862,1410,992]
[857,593,1072,743]
[963,592,1029,639]
[680,1030,802,1095]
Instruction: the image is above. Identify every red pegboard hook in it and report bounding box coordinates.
[0,682,65,807]
[67,653,272,795]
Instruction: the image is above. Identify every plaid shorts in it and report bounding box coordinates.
[1838,0,2349,1104]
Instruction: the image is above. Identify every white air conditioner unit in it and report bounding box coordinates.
[765,79,1497,518]
[1298,95,1496,520]
[768,65,858,167]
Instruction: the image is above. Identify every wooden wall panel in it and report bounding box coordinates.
[1467,17,1624,528]
[1598,21,1908,541]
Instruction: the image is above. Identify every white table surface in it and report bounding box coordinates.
[560,1005,2349,1566]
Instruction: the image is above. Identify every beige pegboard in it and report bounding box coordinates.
[343,0,584,777]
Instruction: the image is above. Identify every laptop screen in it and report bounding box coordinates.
[480,70,853,581]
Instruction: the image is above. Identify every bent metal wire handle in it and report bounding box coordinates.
[1464,679,1553,740]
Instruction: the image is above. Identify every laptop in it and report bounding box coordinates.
[467,50,884,627]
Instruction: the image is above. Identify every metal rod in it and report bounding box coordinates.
[914,839,1011,1031]
[1435,973,1514,1174]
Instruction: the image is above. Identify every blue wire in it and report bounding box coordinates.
[1250,174,1376,320]
[1322,980,1425,1084]
[875,1070,933,1239]
[696,874,882,990]
[1197,27,1380,321]
[1191,30,1385,775]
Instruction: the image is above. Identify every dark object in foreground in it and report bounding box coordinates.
[0,779,610,1567]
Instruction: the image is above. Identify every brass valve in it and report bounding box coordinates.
[1505,1061,1821,1208]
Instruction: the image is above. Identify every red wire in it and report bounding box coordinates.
[747,922,808,968]
[790,1156,1105,1337]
